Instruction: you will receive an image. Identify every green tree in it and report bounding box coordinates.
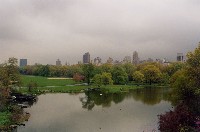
[186,43,200,95]
[170,69,193,103]
[93,74,102,87]
[141,64,162,85]
[39,65,50,77]
[170,43,200,104]
[122,63,136,81]
[66,64,83,78]
[101,72,113,86]
[112,65,128,85]
[27,81,38,92]
[132,71,144,84]
[160,73,170,84]
[6,57,21,87]
[82,63,95,85]
[93,65,102,75]
[99,63,113,73]
[163,62,185,77]
[93,72,113,87]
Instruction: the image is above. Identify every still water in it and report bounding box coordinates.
[17,87,172,132]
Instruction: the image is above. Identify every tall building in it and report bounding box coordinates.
[94,57,102,66]
[83,52,90,64]
[132,51,139,65]
[56,59,62,66]
[177,53,184,62]
[123,56,131,63]
[20,59,27,67]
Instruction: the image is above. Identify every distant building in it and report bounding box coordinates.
[106,57,113,64]
[147,58,154,62]
[132,51,139,65]
[177,53,184,62]
[123,56,131,63]
[83,52,90,64]
[155,59,162,64]
[94,57,102,66]
[56,59,62,66]
[20,59,27,67]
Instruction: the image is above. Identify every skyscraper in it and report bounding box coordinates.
[177,53,184,62]
[132,51,139,65]
[56,59,62,66]
[94,57,102,66]
[83,52,90,64]
[19,59,27,67]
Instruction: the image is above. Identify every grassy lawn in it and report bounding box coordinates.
[21,75,76,87]
[20,75,165,94]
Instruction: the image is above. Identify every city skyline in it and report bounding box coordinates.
[0,0,200,65]
[17,50,178,66]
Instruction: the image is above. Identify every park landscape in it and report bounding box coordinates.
[0,44,200,131]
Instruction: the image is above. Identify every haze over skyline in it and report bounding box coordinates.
[0,0,200,65]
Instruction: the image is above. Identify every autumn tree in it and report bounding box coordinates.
[141,64,162,85]
[132,71,144,84]
[101,72,113,86]
[73,73,84,82]
[170,43,200,101]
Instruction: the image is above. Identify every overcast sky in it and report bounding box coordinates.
[0,0,200,65]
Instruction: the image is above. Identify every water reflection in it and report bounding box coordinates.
[80,87,171,110]
[17,87,172,132]
[129,86,171,105]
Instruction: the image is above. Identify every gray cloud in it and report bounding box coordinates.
[0,0,200,64]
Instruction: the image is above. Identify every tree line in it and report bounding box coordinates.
[19,60,185,86]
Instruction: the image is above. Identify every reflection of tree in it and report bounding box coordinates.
[80,96,95,110]
[80,87,171,110]
[80,90,126,110]
[112,93,126,104]
[129,87,169,105]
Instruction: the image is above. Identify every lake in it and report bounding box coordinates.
[17,87,172,132]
